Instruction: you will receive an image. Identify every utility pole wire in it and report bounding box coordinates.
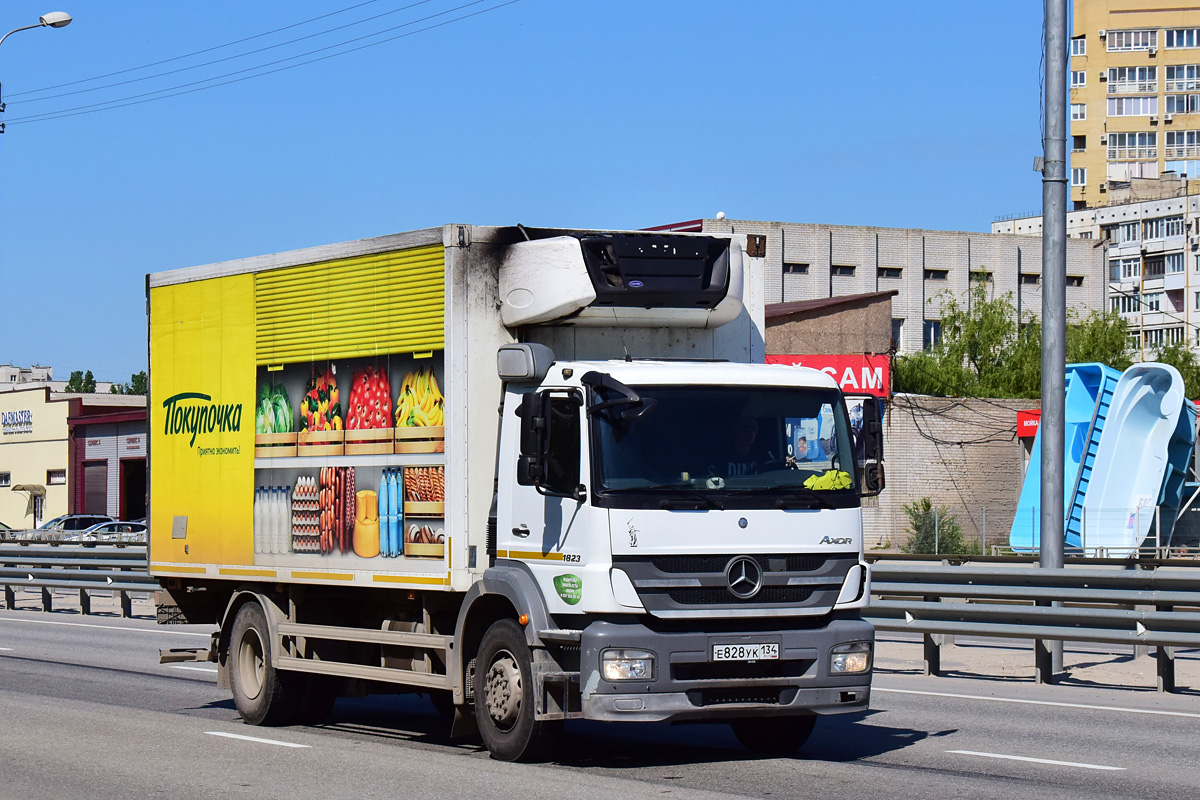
[7,0,516,126]
[10,0,438,106]
[7,0,387,98]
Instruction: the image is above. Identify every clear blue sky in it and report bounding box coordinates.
[0,0,1048,382]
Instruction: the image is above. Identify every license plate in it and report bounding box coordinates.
[711,643,779,661]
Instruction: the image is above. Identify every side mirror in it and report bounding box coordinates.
[516,392,548,487]
[859,399,885,497]
[862,462,885,495]
[861,398,883,462]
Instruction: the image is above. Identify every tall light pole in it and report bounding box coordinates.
[1038,0,1067,684]
[0,12,72,132]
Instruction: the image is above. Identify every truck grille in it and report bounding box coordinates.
[613,553,857,619]
[687,687,800,707]
[666,586,815,606]
[673,659,813,682]
[650,554,828,574]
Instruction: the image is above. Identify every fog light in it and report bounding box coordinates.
[830,641,872,674]
[601,648,655,681]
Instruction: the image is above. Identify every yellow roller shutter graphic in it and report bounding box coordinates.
[255,245,445,365]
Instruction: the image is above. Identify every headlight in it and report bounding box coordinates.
[830,641,872,674]
[601,648,655,681]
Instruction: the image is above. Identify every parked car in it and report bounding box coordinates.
[34,515,116,541]
[69,520,147,544]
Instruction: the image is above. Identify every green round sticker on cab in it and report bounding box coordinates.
[553,573,582,605]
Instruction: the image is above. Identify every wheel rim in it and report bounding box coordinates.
[483,648,523,731]
[236,625,266,701]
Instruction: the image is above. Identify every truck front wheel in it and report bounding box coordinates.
[473,619,559,761]
[730,715,816,755]
[229,602,293,726]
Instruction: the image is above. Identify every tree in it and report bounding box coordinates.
[64,369,96,393]
[894,280,1131,399]
[894,281,1040,398]
[1148,341,1200,399]
[110,370,148,395]
[1066,311,1133,372]
[901,497,977,555]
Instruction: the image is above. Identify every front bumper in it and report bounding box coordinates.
[578,616,874,723]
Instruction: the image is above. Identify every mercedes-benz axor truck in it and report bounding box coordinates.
[149,224,883,761]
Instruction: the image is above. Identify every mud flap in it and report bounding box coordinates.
[450,704,479,738]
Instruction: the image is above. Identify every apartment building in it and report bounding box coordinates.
[1070,2,1200,209]
[993,191,1198,359]
[662,219,1105,355]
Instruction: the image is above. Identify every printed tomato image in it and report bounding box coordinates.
[347,366,392,430]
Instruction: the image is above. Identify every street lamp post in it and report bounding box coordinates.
[0,12,72,131]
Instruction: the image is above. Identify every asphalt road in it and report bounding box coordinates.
[1,604,1199,800]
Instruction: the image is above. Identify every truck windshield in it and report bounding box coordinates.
[590,385,859,509]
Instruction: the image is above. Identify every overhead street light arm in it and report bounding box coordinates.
[0,11,72,50]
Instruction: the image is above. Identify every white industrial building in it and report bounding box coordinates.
[653,218,1106,354]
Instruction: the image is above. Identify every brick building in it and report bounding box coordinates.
[764,291,897,356]
[865,395,1031,552]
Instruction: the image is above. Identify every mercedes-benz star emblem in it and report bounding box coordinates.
[725,556,763,600]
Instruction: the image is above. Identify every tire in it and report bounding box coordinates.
[228,601,294,726]
[473,619,560,762]
[730,715,816,755]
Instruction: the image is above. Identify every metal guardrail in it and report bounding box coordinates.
[866,560,1200,693]
[5,543,1199,691]
[0,542,155,617]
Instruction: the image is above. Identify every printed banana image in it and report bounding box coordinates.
[395,366,444,427]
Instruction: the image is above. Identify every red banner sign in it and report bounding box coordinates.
[1016,409,1040,439]
[766,354,891,398]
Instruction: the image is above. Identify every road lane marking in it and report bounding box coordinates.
[0,647,12,651]
[169,665,218,673]
[0,615,210,637]
[948,750,1125,771]
[875,687,1200,719]
[205,731,310,748]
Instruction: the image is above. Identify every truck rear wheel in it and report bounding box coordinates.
[730,715,816,755]
[473,619,559,761]
[229,602,294,726]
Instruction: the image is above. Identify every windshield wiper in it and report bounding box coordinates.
[604,483,725,509]
[653,484,725,510]
[726,486,838,510]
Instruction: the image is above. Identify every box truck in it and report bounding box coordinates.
[150,224,883,761]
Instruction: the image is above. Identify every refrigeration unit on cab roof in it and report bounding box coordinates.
[499,232,745,327]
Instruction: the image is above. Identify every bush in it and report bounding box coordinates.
[901,497,978,554]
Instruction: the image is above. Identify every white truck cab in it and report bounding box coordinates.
[474,349,878,755]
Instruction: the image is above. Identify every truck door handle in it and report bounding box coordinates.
[512,524,530,538]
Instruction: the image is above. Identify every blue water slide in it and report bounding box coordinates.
[1063,365,1122,548]
[1080,363,1189,554]
[1156,396,1197,547]
[1010,363,1120,552]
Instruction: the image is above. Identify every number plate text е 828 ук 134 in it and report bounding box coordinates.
[711,643,780,661]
